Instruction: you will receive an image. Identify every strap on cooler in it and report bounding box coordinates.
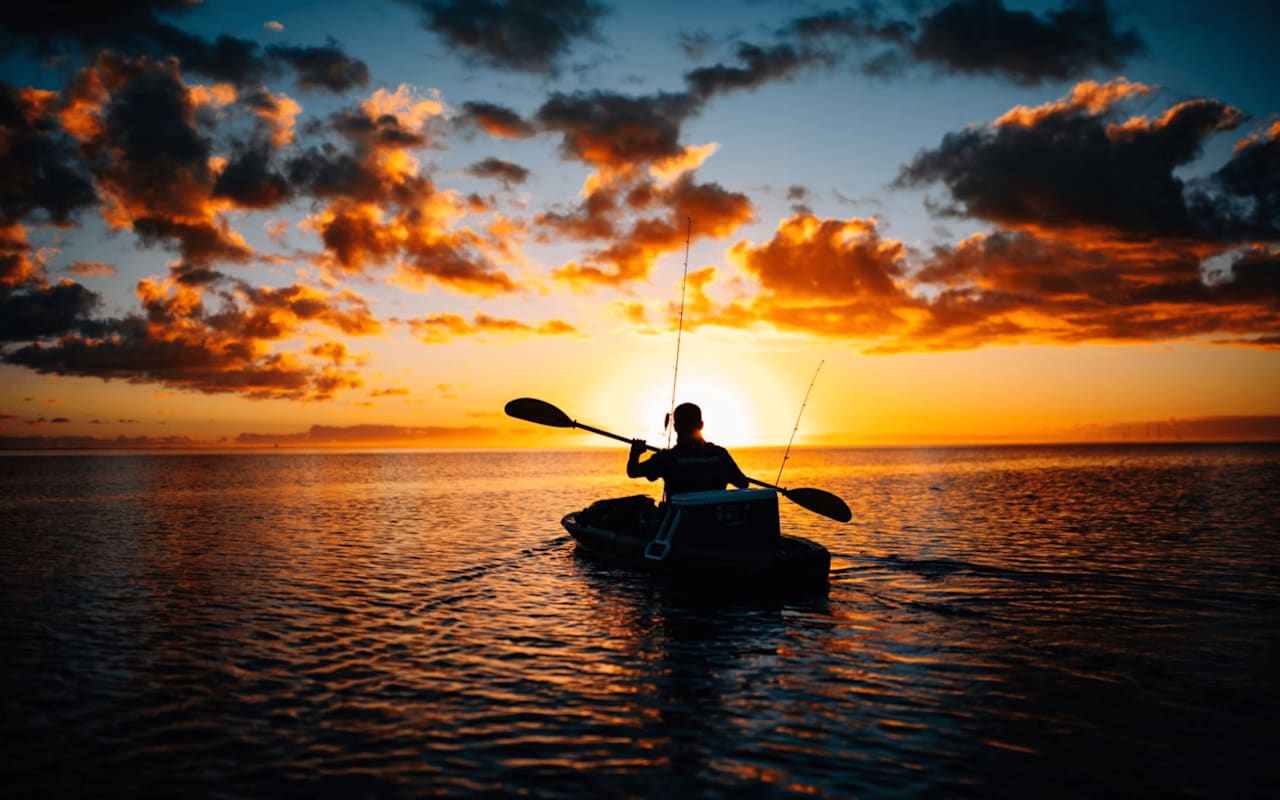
[644,507,682,561]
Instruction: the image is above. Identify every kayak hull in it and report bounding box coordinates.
[561,493,830,598]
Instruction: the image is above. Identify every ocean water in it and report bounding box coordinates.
[1,444,1277,798]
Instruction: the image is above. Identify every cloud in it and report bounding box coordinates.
[264,21,285,33]
[528,86,754,288]
[676,214,917,339]
[0,433,203,450]
[54,53,264,266]
[548,175,754,287]
[1211,121,1280,240]
[0,82,99,227]
[788,0,1143,85]
[267,40,370,93]
[678,210,1280,352]
[684,43,821,102]
[5,321,365,402]
[395,0,607,74]
[409,311,579,343]
[233,422,496,446]
[895,79,1252,241]
[536,90,695,169]
[909,0,1143,84]
[2,271,383,401]
[731,214,907,301]
[1,223,38,287]
[0,279,102,340]
[0,1,369,93]
[465,157,531,187]
[66,261,118,278]
[457,101,536,138]
[284,87,518,294]
[212,138,294,209]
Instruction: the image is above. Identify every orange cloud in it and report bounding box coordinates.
[1,224,37,287]
[6,271,382,401]
[287,88,517,295]
[409,312,580,344]
[729,214,907,301]
[995,77,1151,127]
[550,175,754,288]
[681,211,1279,353]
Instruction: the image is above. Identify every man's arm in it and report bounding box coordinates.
[627,439,651,479]
[723,449,750,489]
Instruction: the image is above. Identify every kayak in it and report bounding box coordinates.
[561,488,831,597]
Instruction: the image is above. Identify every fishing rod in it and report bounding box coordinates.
[776,360,824,486]
[664,216,692,447]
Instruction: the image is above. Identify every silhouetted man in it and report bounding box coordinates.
[628,402,750,497]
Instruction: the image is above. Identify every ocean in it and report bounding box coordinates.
[2,444,1277,798]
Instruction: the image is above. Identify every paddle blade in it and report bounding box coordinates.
[504,397,575,428]
[783,487,853,523]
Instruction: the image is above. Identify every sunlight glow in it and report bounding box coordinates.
[634,375,761,448]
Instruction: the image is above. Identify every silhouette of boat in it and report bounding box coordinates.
[561,489,830,597]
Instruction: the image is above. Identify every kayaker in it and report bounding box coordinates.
[627,402,750,497]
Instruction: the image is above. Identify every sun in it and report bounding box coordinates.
[634,375,761,448]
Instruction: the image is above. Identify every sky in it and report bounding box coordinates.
[0,0,1277,449]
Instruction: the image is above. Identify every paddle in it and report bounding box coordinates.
[504,397,853,523]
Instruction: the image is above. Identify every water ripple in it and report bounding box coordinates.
[2,446,1278,798]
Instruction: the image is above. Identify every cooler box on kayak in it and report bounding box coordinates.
[666,488,780,548]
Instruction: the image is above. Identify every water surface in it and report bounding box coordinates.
[2,445,1277,797]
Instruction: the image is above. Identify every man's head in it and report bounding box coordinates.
[672,402,703,437]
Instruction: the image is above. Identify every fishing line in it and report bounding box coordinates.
[776,360,824,486]
[664,216,692,448]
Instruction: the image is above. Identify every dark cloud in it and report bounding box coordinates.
[131,216,253,266]
[266,40,371,93]
[396,0,607,74]
[65,54,253,262]
[465,157,530,187]
[911,0,1143,84]
[234,423,495,446]
[537,186,622,241]
[3,275,380,401]
[1208,123,1280,239]
[6,326,361,400]
[149,27,272,86]
[789,0,1142,85]
[677,31,714,60]
[0,1,196,54]
[895,82,1250,240]
[330,106,430,150]
[536,90,696,167]
[0,1,368,92]
[457,101,536,138]
[0,83,98,227]
[213,139,293,209]
[684,43,820,102]
[788,7,913,44]
[0,280,101,341]
[286,147,387,202]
